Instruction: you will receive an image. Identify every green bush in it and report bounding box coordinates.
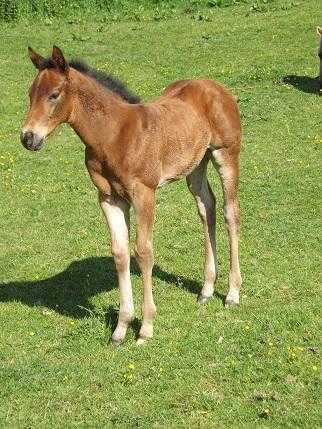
[0,0,276,22]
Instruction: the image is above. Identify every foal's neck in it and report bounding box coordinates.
[68,69,129,150]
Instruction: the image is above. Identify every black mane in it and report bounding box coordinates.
[39,58,140,104]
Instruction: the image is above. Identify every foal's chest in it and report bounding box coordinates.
[85,148,120,196]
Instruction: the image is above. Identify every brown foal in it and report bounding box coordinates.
[21,46,242,344]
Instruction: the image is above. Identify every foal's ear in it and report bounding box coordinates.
[317,27,322,37]
[28,47,45,69]
[52,45,69,74]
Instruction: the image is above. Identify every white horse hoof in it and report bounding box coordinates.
[225,289,240,307]
[197,294,211,304]
[136,336,151,345]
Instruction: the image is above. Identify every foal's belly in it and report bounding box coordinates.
[157,155,204,187]
[157,121,211,187]
[157,168,193,188]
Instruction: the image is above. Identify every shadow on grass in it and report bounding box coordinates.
[282,75,320,94]
[0,256,225,320]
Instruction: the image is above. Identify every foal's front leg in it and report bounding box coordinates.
[133,185,156,345]
[99,193,134,345]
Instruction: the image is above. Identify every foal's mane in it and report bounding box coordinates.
[40,58,140,104]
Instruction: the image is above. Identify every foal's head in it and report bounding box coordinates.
[21,46,73,151]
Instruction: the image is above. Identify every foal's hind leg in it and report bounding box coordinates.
[186,156,218,303]
[212,148,242,306]
[99,193,134,345]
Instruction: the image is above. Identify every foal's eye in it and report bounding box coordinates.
[49,91,60,101]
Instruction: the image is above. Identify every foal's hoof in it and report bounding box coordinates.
[111,337,124,346]
[136,336,151,345]
[197,294,211,304]
[111,331,126,346]
[225,289,240,307]
[136,337,147,345]
[225,299,239,308]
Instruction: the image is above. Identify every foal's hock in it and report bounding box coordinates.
[21,46,242,344]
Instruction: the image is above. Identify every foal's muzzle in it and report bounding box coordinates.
[20,131,44,151]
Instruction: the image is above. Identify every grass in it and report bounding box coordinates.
[0,0,321,427]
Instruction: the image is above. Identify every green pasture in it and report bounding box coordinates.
[0,0,321,427]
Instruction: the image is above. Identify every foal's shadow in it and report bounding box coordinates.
[282,75,320,94]
[0,257,226,333]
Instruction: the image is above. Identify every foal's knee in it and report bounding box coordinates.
[134,241,153,268]
[112,244,129,271]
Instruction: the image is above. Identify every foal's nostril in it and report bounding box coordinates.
[20,130,43,151]
[21,131,34,144]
